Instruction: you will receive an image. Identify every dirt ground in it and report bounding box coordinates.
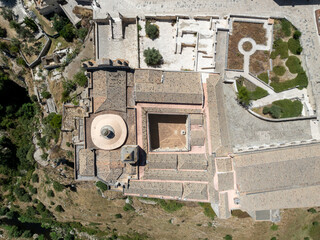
[0,15,17,38]
[63,27,94,80]
[228,22,267,70]
[249,50,270,75]
[29,166,320,240]
[271,56,297,83]
[149,114,187,150]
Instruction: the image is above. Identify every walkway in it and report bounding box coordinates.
[251,88,307,108]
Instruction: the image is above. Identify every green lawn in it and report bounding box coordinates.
[31,7,57,36]
[286,56,304,74]
[249,87,269,100]
[258,72,269,84]
[270,72,308,92]
[263,99,303,118]
[288,38,302,55]
[273,65,286,76]
[270,39,288,59]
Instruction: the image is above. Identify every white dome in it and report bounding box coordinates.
[91,114,127,150]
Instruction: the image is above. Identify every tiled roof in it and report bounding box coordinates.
[135,70,203,104]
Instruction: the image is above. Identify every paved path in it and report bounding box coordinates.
[251,88,307,108]
[225,70,275,95]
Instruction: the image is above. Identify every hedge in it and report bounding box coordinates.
[288,38,302,55]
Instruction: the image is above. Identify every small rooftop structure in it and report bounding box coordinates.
[91,114,128,150]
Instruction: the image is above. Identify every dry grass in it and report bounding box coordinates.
[271,56,297,82]
[249,50,270,75]
[22,37,47,63]
[0,15,17,38]
[243,41,252,51]
[228,22,267,70]
[30,7,57,36]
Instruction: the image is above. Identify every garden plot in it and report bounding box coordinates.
[266,19,308,92]
[228,21,268,70]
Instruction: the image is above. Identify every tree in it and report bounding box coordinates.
[145,22,159,40]
[41,91,51,99]
[60,23,75,42]
[143,47,163,66]
[0,27,7,38]
[237,86,250,107]
[24,17,38,32]
[55,205,64,212]
[52,14,69,32]
[47,189,54,197]
[76,27,88,41]
[53,181,65,192]
[1,7,14,21]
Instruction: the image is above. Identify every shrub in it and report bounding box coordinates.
[1,8,14,21]
[293,30,301,39]
[145,22,159,40]
[0,207,9,216]
[96,181,108,192]
[41,91,51,99]
[281,19,291,37]
[0,27,7,38]
[55,205,64,212]
[198,203,216,220]
[16,57,27,67]
[29,186,37,195]
[123,203,135,211]
[22,230,33,238]
[138,24,142,31]
[115,213,122,218]
[273,66,286,76]
[53,181,65,192]
[47,190,54,198]
[157,199,183,213]
[263,105,282,118]
[9,226,23,238]
[264,99,302,118]
[32,173,39,183]
[285,56,303,74]
[288,38,302,55]
[308,208,317,214]
[258,72,269,84]
[36,202,46,213]
[271,223,279,231]
[224,235,233,240]
[74,71,87,87]
[143,47,163,66]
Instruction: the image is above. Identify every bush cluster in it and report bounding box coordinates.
[273,65,286,76]
[288,38,302,55]
[143,47,163,66]
[96,181,108,192]
[145,22,159,40]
